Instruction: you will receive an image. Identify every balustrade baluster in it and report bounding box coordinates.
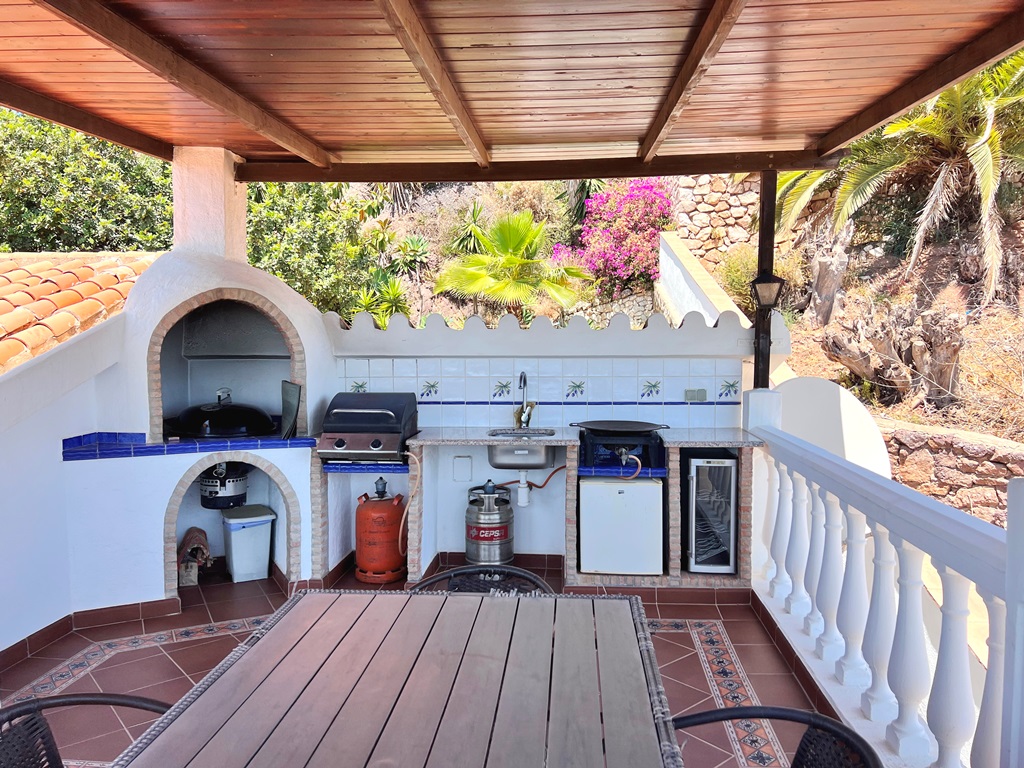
[862,521,898,721]
[784,469,812,617]
[815,488,844,663]
[835,502,871,686]
[803,481,825,636]
[768,460,793,601]
[758,452,780,583]
[886,537,933,760]
[926,563,975,768]
[970,590,1005,768]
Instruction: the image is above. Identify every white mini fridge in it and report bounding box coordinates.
[579,477,663,575]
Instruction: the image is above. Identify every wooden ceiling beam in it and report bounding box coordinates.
[639,0,748,163]
[236,150,830,183]
[816,7,1024,155]
[374,0,490,167]
[0,77,172,160]
[31,0,333,168]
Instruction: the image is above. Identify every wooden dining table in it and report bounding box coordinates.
[112,590,682,768]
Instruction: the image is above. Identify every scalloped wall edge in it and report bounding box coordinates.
[322,309,772,359]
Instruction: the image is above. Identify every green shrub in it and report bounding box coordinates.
[718,243,807,319]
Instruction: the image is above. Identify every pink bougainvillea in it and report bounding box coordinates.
[554,177,673,298]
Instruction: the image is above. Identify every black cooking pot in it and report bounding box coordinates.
[174,388,276,438]
[570,420,669,436]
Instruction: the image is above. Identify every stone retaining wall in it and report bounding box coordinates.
[877,420,1021,528]
[571,288,654,329]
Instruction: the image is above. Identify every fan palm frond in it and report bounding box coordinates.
[776,170,831,233]
[904,161,960,276]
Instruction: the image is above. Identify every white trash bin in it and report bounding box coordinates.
[222,505,276,582]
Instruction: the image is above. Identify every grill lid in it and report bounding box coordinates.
[321,392,418,434]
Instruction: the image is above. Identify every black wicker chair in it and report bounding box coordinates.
[0,693,169,768]
[672,706,882,768]
[410,564,554,595]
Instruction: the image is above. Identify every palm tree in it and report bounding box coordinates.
[778,51,1024,305]
[434,211,591,321]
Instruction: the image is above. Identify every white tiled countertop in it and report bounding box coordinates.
[659,428,764,447]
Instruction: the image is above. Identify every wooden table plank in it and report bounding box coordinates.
[127,592,341,768]
[186,593,376,767]
[304,593,467,768]
[485,597,556,768]
[548,598,605,768]
[424,597,519,768]
[233,593,409,768]
[594,599,663,768]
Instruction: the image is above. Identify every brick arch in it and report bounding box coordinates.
[162,451,303,598]
[147,288,307,442]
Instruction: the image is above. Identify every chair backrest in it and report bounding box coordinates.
[0,711,62,768]
[672,705,882,768]
[410,564,554,594]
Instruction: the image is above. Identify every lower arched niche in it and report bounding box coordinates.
[162,451,302,598]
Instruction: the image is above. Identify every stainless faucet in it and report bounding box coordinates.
[515,371,535,428]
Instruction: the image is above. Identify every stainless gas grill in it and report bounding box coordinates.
[316,392,418,463]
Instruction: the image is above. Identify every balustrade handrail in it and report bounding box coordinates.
[751,425,1008,599]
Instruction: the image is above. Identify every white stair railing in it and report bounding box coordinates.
[746,414,1016,768]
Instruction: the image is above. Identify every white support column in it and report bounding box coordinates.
[835,503,871,686]
[862,521,898,721]
[815,488,845,663]
[971,590,1005,768]
[784,469,812,618]
[926,562,975,768]
[1002,479,1024,768]
[172,146,247,262]
[769,461,793,601]
[886,537,934,761]
[803,481,825,637]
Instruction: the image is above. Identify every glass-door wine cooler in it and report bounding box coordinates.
[687,457,737,574]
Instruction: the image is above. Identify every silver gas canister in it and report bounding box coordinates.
[465,480,513,565]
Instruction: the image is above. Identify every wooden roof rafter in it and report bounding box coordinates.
[30,0,333,168]
[639,0,749,163]
[374,0,490,168]
[816,6,1024,155]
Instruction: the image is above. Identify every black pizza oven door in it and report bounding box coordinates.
[199,462,250,509]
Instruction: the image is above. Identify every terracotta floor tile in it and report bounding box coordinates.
[77,620,145,642]
[178,585,205,608]
[652,630,696,652]
[652,636,696,666]
[61,672,101,695]
[165,635,239,675]
[255,578,285,596]
[658,589,716,605]
[91,653,186,694]
[721,619,774,645]
[268,592,287,609]
[201,580,272,603]
[732,643,793,675]
[207,594,274,622]
[657,603,721,620]
[746,673,814,710]
[124,675,194,704]
[717,604,759,621]
[143,604,213,634]
[658,656,708,689]
[674,728,736,768]
[0,655,63,691]
[661,677,715,714]
[47,703,123,748]
[32,632,93,660]
[113,700,166,729]
[59,726,133,762]
[91,645,163,670]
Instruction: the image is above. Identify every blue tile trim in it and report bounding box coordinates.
[119,432,146,444]
[132,444,167,457]
[164,441,199,454]
[577,466,668,478]
[97,446,133,459]
[322,463,410,474]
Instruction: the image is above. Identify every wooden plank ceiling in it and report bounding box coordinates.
[0,0,1023,180]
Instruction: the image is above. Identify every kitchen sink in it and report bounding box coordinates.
[486,428,556,437]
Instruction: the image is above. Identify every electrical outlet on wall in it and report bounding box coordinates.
[453,455,472,482]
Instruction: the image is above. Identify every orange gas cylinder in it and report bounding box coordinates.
[355,477,407,584]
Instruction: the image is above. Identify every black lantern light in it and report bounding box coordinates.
[750,272,786,310]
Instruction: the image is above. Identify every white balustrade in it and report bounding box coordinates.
[971,591,1004,768]
[815,488,844,663]
[803,482,825,637]
[835,502,871,686]
[758,453,780,582]
[926,563,974,768]
[768,461,793,601]
[886,538,933,760]
[784,469,812,617]
[861,521,898,721]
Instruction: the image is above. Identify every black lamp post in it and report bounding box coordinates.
[751,271,785,389]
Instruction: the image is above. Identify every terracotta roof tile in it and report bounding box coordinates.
[0,338,29,369]
[23,299,57,320]
[0,307,34,335]
[0,253,161,376]
[39,312,77,340]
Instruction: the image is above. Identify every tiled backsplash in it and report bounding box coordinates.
[338,357,743,429]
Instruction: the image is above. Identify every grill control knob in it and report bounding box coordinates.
[370,439,383,450]
[333,438,347,449]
